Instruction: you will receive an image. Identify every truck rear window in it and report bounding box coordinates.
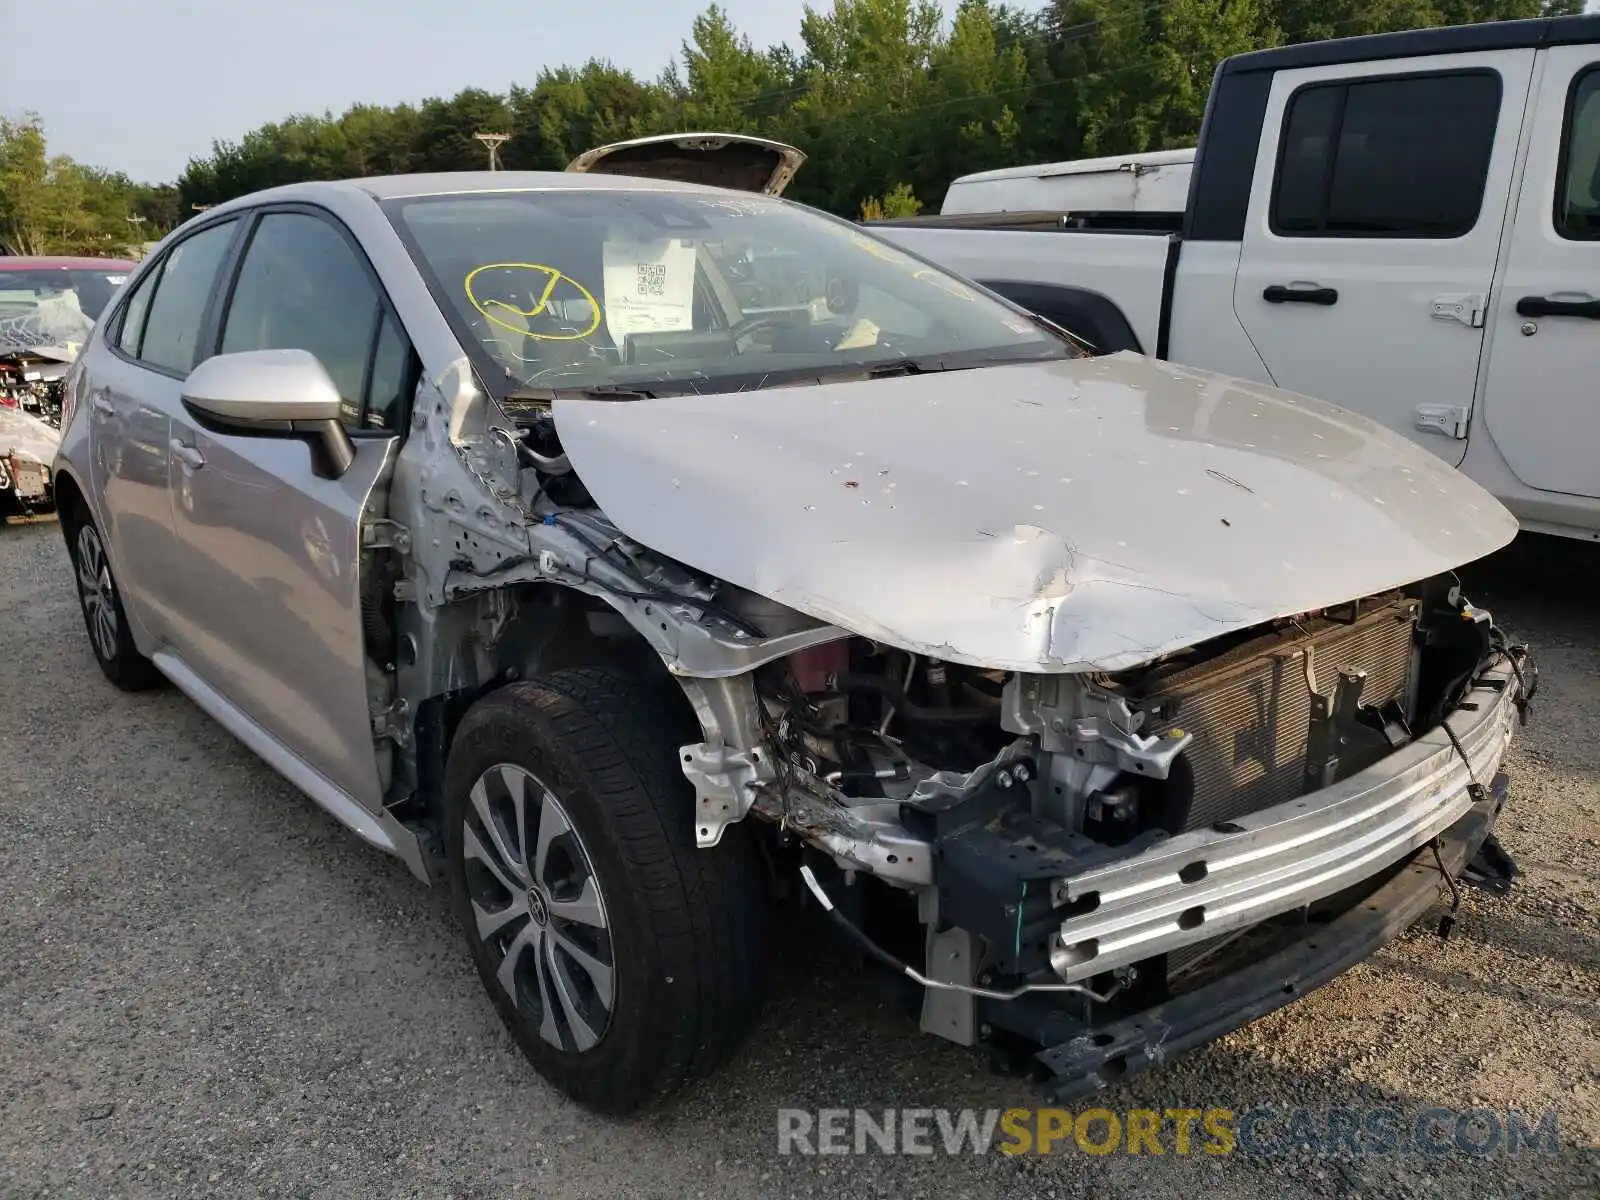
[1555,66,1600,242]
[1271,71,1501,239]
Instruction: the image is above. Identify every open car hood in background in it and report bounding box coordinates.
[566,133,806,196]
[553,354,1519,674]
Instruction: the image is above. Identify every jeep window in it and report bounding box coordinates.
[1555,65,1600,241]
[385,189,1074,397]
[1272,71,1501,238]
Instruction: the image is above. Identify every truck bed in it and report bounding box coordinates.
[867,209,1184,234]
[871,221,1174,354]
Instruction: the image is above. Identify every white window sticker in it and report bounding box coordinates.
[602,239,697,344]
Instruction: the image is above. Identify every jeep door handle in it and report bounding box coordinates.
[90,395,114,415]
[169,439,206,469]
[1263,284,1339,306]
[1515,294,1600,320]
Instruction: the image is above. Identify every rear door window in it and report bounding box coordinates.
[138,220,239,374]
[116,266,159,356]
[1555,65,1600,240]
[1272,71,1502,237]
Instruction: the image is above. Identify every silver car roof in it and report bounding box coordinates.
[194,172,736,221]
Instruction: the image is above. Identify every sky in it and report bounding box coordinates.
[1,0,960,185]
[8,0,1599,185]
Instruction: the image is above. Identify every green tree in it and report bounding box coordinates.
[669,5,795,130]
[860,181,924,218]
[912,0,1030,192]
[1149,0,1271,150]
[416,89,515,171]
[777,0,944,212]
[0,116,54,254]
[0,115,153,255]
[504,62,664,171]
[168,0,1589,217]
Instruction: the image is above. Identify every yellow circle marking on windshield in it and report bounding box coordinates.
[913,269,978,302]
[464,262,601,341]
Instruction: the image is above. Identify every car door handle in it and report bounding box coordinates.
[1263,284,1339,306]
[90,395,114,415]
[1515,294,1600,320]
[169,439,206,470]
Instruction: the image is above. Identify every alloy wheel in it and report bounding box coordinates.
[461,763,616,1052]
[74,523,120,663]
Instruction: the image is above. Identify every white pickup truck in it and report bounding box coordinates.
[870,14,1600,543]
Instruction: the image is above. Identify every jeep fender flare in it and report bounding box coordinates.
[976,280,1143,355]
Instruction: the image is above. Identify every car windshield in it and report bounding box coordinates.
[0,266,128,356]
[386,189,1076,397]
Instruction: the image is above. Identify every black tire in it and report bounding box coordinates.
[62,504,164,692]
[443,667,767,1114]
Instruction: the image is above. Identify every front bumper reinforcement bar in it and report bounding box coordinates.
[1047,661,1522,982]
[1035,767,1510,1100]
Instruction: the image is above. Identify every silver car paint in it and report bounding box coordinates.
[553,352,1518,674]
[83,306,191,650]
[164,408,398,809]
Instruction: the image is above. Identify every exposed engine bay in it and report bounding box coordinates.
[709,579,1527,1006]
[0,352,66,429]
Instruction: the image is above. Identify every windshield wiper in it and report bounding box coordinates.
[847,347,1065,380]
[861,358,932,378]
[504,383,659,405]
[501,346,1069,406]
[1022,310,1096,354]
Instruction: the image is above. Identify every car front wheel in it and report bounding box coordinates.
[443,667,767,1114]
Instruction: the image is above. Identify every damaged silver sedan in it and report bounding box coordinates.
[50,153,1537,1114]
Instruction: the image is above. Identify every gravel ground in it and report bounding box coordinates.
[1,517,1596,1199]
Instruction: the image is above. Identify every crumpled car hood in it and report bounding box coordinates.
[553,353,1517,673]
[0,405,61,464]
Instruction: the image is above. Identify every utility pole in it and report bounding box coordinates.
[474,131,510,171]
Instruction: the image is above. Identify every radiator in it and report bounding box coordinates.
[1137,598,1419,834]
[1132,599,1419,983]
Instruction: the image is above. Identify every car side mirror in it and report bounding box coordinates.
[181,349,355,478]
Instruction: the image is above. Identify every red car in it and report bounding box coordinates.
[0,256,137,323]
[0,256,136,428]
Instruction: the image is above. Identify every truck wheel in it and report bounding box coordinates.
[442,667,767,1114]
[65,507,164,691]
